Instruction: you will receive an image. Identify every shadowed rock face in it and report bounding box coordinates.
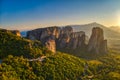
[88,27,108,54]
[27,26,87,53]
[27,27,60,53]
[57,31,86,49]
[27,26,107,54]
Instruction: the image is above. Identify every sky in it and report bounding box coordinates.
[0,0,120,30]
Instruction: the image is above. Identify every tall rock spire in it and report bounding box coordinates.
[88,27,108,54]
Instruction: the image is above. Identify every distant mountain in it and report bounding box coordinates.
[109,26,120,33]
[70,22,120,50]
[71,22,120,39]
[20,22,120,51]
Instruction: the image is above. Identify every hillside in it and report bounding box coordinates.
[0,29,90,80]
[0,29,120,80]
[0,29,51,59]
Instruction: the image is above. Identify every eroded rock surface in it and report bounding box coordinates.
[27,26,107,54]
[88,27,108,54]
[27,27,60,53]
[27,26,87,53]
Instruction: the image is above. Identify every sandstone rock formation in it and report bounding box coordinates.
[57,31,87,49]
[27,26,87,53]
[45,39,56,53]
[27,27,60,41]
[27,27,60,53]
[57,26,74,48]
[88,27,108,54]
[27,26,107,54]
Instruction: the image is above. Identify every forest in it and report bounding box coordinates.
[0,29,120,80]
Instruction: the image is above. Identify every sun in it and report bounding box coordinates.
[118,16,120,26]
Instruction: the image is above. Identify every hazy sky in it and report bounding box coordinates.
[0,0,120,30]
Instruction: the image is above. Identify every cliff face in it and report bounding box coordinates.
[27,27,61,53]
[27,27,60,41]
[88,27,108,54]
[27,26,107,54]
[27,26,87,53]
[57,31,86,49]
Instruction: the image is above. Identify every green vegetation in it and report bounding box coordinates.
[0,29,120,80]
[87,50,120,80]
[0,30,52,59]
[0,53,88,80]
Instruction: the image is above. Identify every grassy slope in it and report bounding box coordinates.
[0,29,120,80]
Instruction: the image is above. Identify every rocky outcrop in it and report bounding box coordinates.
[57,31,87,49]
[27,26,107,54]
[27,27,60,41]
[27,27,60,53]
[27,26,87,53]
[57,26,73,48]
[88,27,108,54]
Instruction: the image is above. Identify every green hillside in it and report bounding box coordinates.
[0,29,120,80]
[0,30,52,59]
[0,51,120,80]
[0,53,88,80]
[0,29,88,80]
